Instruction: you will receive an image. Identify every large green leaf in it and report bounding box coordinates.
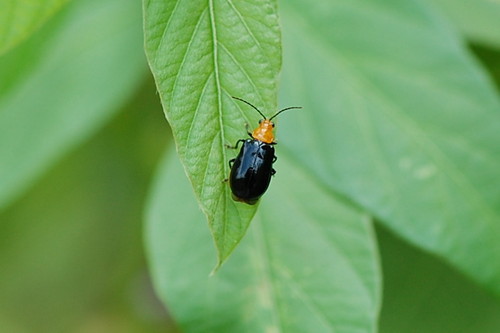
[146,150,380,332]
[143,0,281,266]
[279,0,500,296]
[0,0,146,211]
[0,0,68,55]
[432,0,500,48]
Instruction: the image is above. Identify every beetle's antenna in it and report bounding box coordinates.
[269,106,302,121]
[232,96,267,119]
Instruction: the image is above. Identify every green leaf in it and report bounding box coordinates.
[0,0,68,55]
[146,150,381,332]
[143,0,281,266]
[279,0,500,296]
[432,0,500,48]
[0,0,146,211]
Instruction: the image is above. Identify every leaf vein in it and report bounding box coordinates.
[168,8,208,114]
[225,0,264,52]
[153,0,183,66]
[219,42,265,118]
[200,134,219,200]
[208,0,232,260]
[186,72,214,150]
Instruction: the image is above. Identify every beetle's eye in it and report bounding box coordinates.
[272,123,275,127]
[259,119,263,124]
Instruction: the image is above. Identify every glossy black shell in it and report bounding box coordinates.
[229,139,275,205]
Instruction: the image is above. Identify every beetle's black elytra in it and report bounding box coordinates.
[228,97,301,205]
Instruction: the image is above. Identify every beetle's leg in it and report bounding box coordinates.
[272,155,277,163]
[246,123,253,137]
[222,178,229,183]
[225,139,245,149]
[228,158,236,168]
[271,168,276,176]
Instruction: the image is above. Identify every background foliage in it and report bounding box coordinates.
[0,0,499,332]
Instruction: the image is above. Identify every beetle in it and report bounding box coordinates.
[228,96,301,205]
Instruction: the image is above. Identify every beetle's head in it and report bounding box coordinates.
[252,119,275,143]
[232,96,302,143]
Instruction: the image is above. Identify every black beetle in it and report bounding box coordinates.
[228,97,301,205]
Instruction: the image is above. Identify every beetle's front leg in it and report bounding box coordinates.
[225,139,245,150]
[245,123,252,138]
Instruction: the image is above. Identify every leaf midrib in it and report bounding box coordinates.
[208,0,232,260]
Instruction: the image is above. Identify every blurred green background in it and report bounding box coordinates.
[1,0,500,331]
[0,77,177,332]
[1,72,500,333]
